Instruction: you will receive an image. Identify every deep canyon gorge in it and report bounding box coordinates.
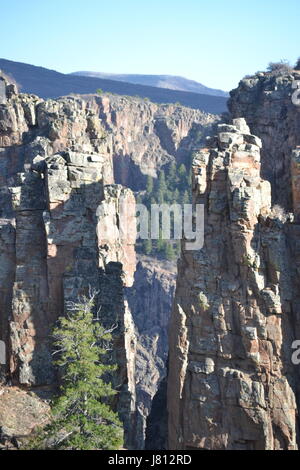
[0,65,300,450]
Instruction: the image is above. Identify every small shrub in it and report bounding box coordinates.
[198,292,210,311]
[267,60,293,76]
[96,88,103,95]
[269,204,288,222]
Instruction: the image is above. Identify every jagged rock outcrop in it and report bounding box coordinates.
[0,76,137,447]
[0,70,225,450]
[229,69,300,209]
[229,71,300,445]
[168,119,298,450]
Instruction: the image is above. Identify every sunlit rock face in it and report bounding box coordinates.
[0,76,137,447]
[87,94,219,190]
[0,73,218,449]
[229,70,300,209]
[168,119,298,450]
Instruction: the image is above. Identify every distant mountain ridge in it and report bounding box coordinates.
[71,71,229,97]
[0,58,228,114]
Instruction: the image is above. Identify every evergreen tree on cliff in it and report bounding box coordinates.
[27,293,123,450]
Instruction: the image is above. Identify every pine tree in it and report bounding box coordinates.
[165,242,176,261]
[143,238,153,255]
[146,175,154,195]
[26,294,123,450]
[181,190,190,204]
[167,162,178,190]
[157,189,165,204]
[178,163,187,190]
[157,235,165,253]
[172,188,180,203]
[136,193,143,205]
[157,170,167,196]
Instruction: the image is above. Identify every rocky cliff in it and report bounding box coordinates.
[229,69,300,209]
[86,94,218,190]
[126,256,176,449]
[0,77,137,447]
[0,73,218,449]
[168,116,299,450]
[230,70,300,443]
[6,65,300,451]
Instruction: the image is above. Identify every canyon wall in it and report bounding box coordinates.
[91,93,217,447]
[126,256,176,449]
[0,76,217,448]
[0,78,137,447]
[86,94,218,190]
[3,67,300,451]
[229,69,300,209]
[168,117,299,450]
[230,71,300,438]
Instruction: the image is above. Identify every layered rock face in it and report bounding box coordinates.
[229,70,300,209]
[0,77,137,446]
[0,73,220,448]
[93,94,218,190]
[168,119,298,450]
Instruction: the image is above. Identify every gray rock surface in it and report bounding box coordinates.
[126,256,176,448]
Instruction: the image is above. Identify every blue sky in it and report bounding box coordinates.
[1,0,299,91]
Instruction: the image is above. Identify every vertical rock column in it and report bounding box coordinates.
[168,119,297,450]
[0,220,15,380]
[0,79,139,447]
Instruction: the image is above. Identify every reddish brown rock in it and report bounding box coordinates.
[168,119,298,450]
[0,75,137,447]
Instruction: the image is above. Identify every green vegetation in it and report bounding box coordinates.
[26,294,123,450]
[96,88,103,95]
[137,161,192,260]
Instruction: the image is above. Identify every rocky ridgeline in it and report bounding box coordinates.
[229,69,300,209]
[168,115,300,450]
[85,93,218,190]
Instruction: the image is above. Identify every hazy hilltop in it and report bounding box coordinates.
[71,71,229,97]
[0,58,228,114]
